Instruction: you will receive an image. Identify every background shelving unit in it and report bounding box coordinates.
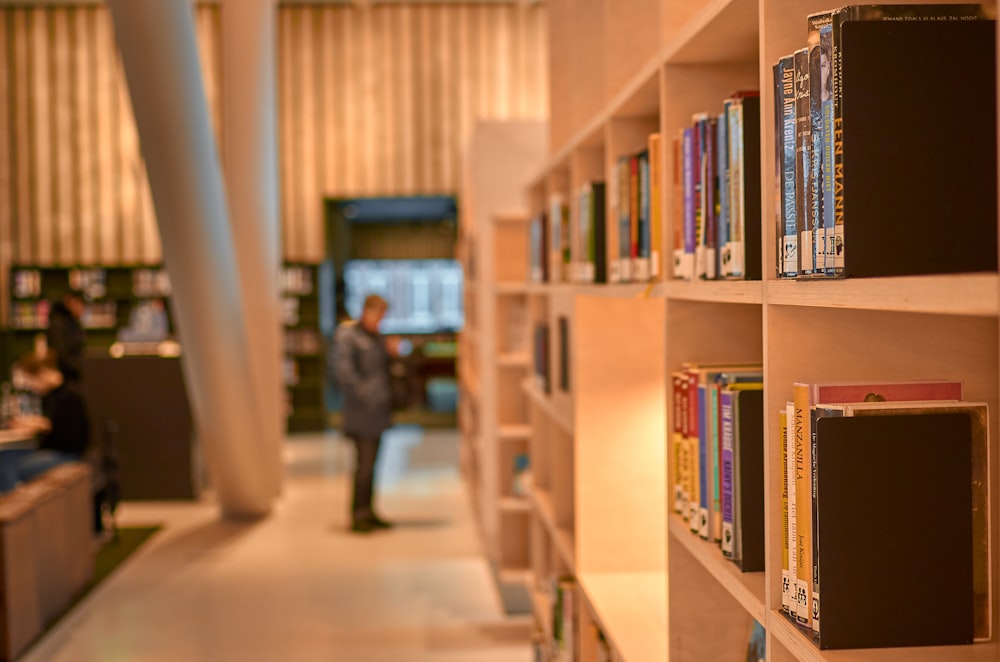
[489,0,1000,660]
[458,121,548,594]
[281,262,325,433]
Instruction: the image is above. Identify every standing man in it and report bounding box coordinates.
[47,290,86,383]
[332,294,394,533]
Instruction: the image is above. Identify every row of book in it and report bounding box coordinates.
[671,92,762,281]
[773,4,995,280]
[284,328,322,356]
[280,265,314,295]
[528,133,663,286]
[781,378,990,650]
[12,267,172,300]
[671,363,764,573]
[9,300,118,330]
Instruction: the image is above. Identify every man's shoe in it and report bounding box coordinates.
[350,519,376,534]
[368,515,394,529]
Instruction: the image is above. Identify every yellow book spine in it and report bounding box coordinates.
[793,384,812,627]
[780,408,790,614]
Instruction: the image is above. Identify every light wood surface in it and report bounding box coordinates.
[579,571,668,662]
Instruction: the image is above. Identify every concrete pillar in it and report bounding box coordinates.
[107,0,273,518]
[220,0,284,497]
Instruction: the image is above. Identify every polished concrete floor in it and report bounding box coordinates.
[21,428,533,662]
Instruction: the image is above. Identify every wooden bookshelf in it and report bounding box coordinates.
[494,0,1000,660]
[458,121,547,585]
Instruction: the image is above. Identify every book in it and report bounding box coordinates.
[813,400,991,642]
[590,182,607,284]
[780,408,791,613]
[671,132,684,279]
[807,21,825,278]
[717,106,731,279]
[636,149,651,281]
[800,378,965,633]
[813,413,974,649]
[726,91,762,280]
[830,4,994,277]
[648,133,663,280]
[732,386,764,572]
[557,316,569,393]
[549,194,567,284]
[617,155,633,282]
[672,371,688,514]
[791,384,812,627]
[680,127,696,280]
[703,118,718,280]
[692,114,709,280]
[785,400,798,617]
[608,160,622,284]
[774,56,798,278]
[793,47,813,278]
[808,11,835,276]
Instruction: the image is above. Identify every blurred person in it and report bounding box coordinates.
[47,290,86,383]
[332,294,395,534]
[0,350,90,492]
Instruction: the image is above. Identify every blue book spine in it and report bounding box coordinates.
[820,22,836,276]
[718,106,731,278]
[638,150,651,281]
[809,43,824,277]
[777,55,798,278]
[698,383,709,539]
[682,128,695,280]
[720,389,735,558]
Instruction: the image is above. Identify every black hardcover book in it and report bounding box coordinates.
[739,94,762,281]
[592,182,607,284]
[831,7,995,277]
[557,316,569,393]
[814,413,973,649]
[733,388,764,572]
[533,323,549,394]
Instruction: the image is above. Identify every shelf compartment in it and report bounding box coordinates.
[521,379,574,434]
[768,611,1000,662]
[664,0,759,65]
[668,514,765,625]
[528,486,575,574]
[578,571,667,662]
[765,273,998,317]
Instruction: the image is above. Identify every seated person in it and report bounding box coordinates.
[0,351,90,492]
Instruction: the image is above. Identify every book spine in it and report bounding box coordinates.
[693,115,708,280]
[718,105,732,278]
[619,156,632,282]
[629,154,640,281]
[819,20,836,276]
[698,382,710,539]
[830,8,849,277]
[811,404,827,636]
[728,98,745,279]
[672,372,687,513]
[785,400,797,615]
[808,34,825,278]
[649,133,663,280]
[720,388,735,557]
[681,128,696,281]
[637,150,651,281]
[679,371,691,518]
[704,118,718,280]
[560,197,571,282]
[607,163,620,283]
[671,132,684,279]
[549,196,563,283]
[688,372,701,531]
[793,47,812,278]
[583,185,594,283]
[592,182,607,284]
[780,407,791,613]
[710,382,722,541]
[793,384,812,627]
[777,56,798,278]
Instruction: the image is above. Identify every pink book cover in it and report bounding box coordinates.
[810,380,963,404]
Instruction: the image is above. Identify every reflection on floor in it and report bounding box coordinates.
[20,427,533,662]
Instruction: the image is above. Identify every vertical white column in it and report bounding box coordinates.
[220,0,284,497]
[106,0,273,518]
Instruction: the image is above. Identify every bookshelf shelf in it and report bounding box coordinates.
[578,572,668,662]
[528,485,576,574]
[664,279,764,305]
[500,496,531,513]
[765,274,999,317]
[498,424,531,441]
[667,514,766,625]
[769,612,1000,662]
[498,352,531,368]
[521,379,574,434]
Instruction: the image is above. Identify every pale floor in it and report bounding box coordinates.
[20,428,533,662]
